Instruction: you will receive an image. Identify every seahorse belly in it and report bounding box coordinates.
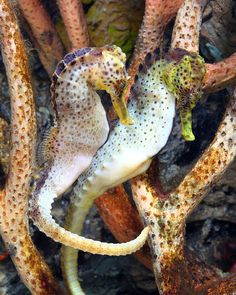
[81,150,152,198]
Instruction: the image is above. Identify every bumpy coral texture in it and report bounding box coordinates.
[0,0,62,293]
[57,0,90,50]
[18,0,64,75]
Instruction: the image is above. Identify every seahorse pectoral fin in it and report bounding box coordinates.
[37,124,59,166]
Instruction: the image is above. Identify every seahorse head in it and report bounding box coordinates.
[87,45,133,125]
[162,48,205,141]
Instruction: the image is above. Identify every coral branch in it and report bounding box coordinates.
[96,185,221,291]
[123,0,183,101]
[166,100,236,220]
[206,273,236,295]
[18,0,64,75]
[95,182,221,293]
[203,53,236,92]
[0,1,62,294]
[171,0,206,52]
[131,95,236,295]
[0,118,10,175]
[57,0,89,50]
[95,185,153,270]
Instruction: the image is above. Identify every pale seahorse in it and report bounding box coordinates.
[61,48,205,294]
[30,45,149,256]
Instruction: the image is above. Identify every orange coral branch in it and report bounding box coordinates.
[206,273,236,295]
[95,186,221,292]
[123,0,183,102]
[171,0,206,52]
[203,53,236,92]
[18,0,64,75]
[95,186,223,291]
[57,0,89,50]
[166,101,236,221]
[95,185,152,270]
[131,95,236,295]
[0,1,63,293]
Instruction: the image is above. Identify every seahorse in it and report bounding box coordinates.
[162,49,206,140]
[61,48,205,294]
[30,45,149,255]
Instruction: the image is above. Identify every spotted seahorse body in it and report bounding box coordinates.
[62,48,206,295]
[30,46,150,254]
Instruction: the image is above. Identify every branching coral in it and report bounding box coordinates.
[132,95,236,294]
[57,0,90,50]
[1,0,236,294]
[18,0,64,75]
[95,185,153,270]
[121,0,183,103]
[0,0,62,294]
[171,0,206,52]
[203,53,236,92]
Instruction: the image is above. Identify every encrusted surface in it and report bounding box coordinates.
[0,1,62,294]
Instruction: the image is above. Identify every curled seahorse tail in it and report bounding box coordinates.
[61,194,149,294]
[61,194,94,295]
[61,245,84,295]
[30,191,149,246]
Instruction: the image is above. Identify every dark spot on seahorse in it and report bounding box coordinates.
[144,52,152,67]
[33,169,50,194]
[138,63,147,74]
[131,86,138,99]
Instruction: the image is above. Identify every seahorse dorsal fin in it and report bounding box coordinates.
[36,124,59,166]
[130,48,168,100]
[136,48,163,77]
